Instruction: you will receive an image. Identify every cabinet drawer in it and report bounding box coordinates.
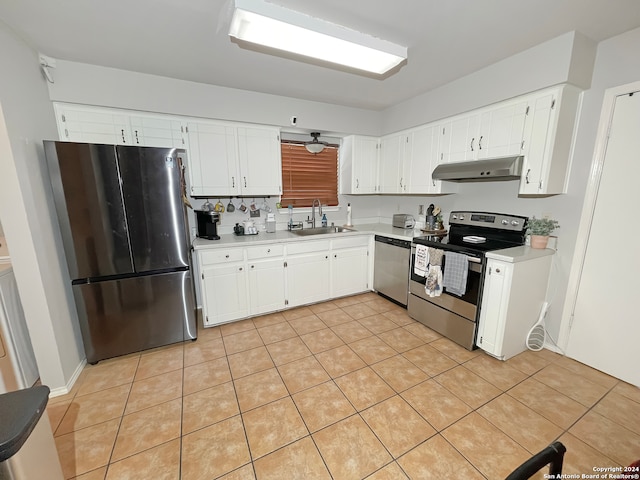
[286,240,331,255]
[246,244,284,260]
[199,248,244,265]
[331,235,370,250]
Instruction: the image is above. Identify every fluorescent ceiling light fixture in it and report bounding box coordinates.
[228,0,407,75]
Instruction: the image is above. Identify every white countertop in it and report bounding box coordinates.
[192,223,420,250]
[486,246,555,263]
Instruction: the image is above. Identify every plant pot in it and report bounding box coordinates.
[530,235,549,249]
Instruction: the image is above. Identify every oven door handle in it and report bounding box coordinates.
[466,256,482,264]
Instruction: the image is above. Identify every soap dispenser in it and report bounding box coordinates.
[321,213,327,227]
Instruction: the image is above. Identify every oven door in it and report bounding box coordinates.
[409,245,484,321]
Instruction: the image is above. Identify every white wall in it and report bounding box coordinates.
[557,26,640,347]
[0,22,84,392]
[47,62,383,137]
[382,31,596,134]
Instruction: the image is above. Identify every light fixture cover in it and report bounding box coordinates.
[229,0,407,75]
[305,132,327,154]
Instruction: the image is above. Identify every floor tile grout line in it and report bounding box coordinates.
[59,295,640,478]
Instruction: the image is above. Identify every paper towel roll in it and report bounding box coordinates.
[345,203,353,227]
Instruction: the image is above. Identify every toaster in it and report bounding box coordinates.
[392,214,415,229]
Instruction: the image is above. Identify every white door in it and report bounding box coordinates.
[186,122,238,196]
[331,247,369,298]
[237,126,282,196]
[378,134,404,193]
[353,136,379,194]
[566,90,640,387]
[247,258,286,315]
[201,263,248,326]
[286,253,330,307]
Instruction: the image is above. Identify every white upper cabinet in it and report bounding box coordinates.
[406,123,456,194]
[440,99,527,163]
[476,100,528,159]
[187,122,282,197]
[129,114,187,148]
[378,133,406,193]
[441,113,481,163]
[186,121,238,197]
[519,85,582,195]
[237,126,282,196]
[339,135,379,194]
[55,103,132,145]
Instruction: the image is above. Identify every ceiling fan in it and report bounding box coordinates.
[305,132,329,154]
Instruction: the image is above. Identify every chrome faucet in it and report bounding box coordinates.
[308,198,321,228]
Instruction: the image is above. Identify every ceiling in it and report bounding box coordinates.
[2,0,640,110]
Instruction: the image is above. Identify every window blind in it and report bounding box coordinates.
[280,143,338,208]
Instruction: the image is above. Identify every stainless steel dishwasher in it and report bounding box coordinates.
[373,235,411,307]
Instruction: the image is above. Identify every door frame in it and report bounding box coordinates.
[558,80,640,349]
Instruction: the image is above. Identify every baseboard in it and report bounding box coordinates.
[542,341,564,355]
[49,358,86,398]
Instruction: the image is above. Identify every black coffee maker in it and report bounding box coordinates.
[195,210,220,240]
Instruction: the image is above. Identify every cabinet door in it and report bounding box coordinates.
[405,125,437,193]
[247,258,286,315]
[379,133,405,193]
[286,252,330,307]
[442,113,480,163]
[519,93,555,195]
[352,136,379,194]
[186,121,238,196]
[477,260,510,357]
[55,104,131,145]
[331,246,369,298]
[237,126,282,196]
[201,263,248,326]
[130,115,186,148]
[477,101,528,160]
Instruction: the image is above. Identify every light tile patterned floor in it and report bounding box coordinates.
[47,292,640,479]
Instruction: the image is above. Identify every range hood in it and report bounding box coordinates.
[432,155,524,182]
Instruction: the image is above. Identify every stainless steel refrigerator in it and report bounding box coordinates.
[44,141,197,364]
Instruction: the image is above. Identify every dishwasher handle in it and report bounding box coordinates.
[374,235,411,249]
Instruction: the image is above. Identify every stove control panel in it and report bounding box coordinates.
[449,211,527,232]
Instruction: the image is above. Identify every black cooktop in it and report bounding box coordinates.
[413,234,523,257]
[413,211,528,257]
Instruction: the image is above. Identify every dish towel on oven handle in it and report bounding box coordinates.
[413,244,429,277]
[425,265,443,297]
[442,252,469,296]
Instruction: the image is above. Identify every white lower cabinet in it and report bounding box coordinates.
[201,262,248,327]
[477,253,553,360]
[331,237,370,298]
[246,245,286,315]
[196,235,371,326]
[285,240,332,308]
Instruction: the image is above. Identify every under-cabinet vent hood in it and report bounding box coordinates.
[432,155,524,182]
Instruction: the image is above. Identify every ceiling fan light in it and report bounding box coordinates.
[229,0,407,75]
[305,142,325,154]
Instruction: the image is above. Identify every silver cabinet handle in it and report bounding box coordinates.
[244,176,247,187]
[356,179,359,188]
[478,136,483,150]
[225,254,230,258]
[470,138,475,151]
[121,129,126,143]
[134,130,140,144]
[525,169,531,184]
[232,176,235,188]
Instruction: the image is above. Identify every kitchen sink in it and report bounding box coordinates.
[291,226,355,236]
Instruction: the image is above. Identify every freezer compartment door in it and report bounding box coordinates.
[45,141,134,279]
[73,270,196,364]
[117,146,190,271]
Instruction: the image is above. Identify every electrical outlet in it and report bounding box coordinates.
[542,212,552,220]
[418,205,425,215]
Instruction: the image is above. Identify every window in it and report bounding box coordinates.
[280,142,339,208]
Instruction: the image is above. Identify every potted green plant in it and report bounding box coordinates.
[526,216,560,249]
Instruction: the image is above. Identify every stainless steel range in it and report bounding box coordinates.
[408,211,528,350]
